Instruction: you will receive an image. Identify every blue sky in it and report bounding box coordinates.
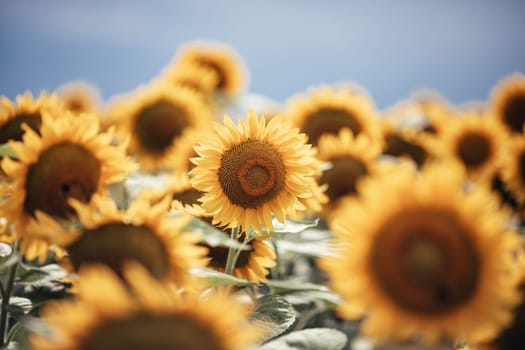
[1,0,524,109]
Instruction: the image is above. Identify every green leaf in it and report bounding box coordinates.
[0,143,17,159]
[184,217,250,250]
[258,328,348,350]
[107,181,129,210]
[251,294,297,342]
[266,280,333,294]
[6,297,32,319]
[248,218,319,240]
[190,268,257,287]
[0,242,12,258]
[265,280,340,311]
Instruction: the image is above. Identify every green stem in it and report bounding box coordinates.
[224,227,240,275]
[0,255,19,347]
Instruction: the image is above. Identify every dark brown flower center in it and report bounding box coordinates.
[456,131,491,169]
[134,100,189,154]
[383,133,427,167]
[65,98,87,113]
[370,208,480,315]
[173,188,205,206]
[79,313,223,350]
[68,223,169,280]
[218,139,286,209]
[320,156,368,202]
[0,113,42,143]
[204,242,252,269]
[503,93,525,133]
[302,108,362,146]
[24,143,100,218]
[519,150,525,185]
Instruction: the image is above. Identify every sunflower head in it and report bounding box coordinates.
[317,128,381,215]
[176,41,248,98]
[0,91,61,144]
[0,111,135,260]
[284,86,380,146]
[56,80,102,114]
[500,132,525,205]
[32,262,261,350]
[319,162,523,344]
[490,73,525,134]
[423,112,507,181]
[159,61,219,99]
[190,110,320,234]
[112,81,213,172]
[164,127,214,174]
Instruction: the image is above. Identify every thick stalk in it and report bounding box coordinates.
[0,255,19,347]
[224,227,240,275]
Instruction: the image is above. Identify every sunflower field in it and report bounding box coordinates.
[0,41,524,350]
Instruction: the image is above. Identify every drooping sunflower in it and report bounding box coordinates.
[501,132,525,205]
[31,263,261,350]
[113,81,213,172]
[0,91,61,144]
[490,73,525,135]
[317,128,381,216]
[56,80,102,114]
[0,111,135,261]
[31,194,208,285]
[283,86,380,146]
[176,41,248,98]
[319,162,523,344]
[190,110,321,234]
[159,61,219,99]
[423,112,507,182]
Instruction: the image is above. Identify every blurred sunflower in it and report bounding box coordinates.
[176,41,248,98]
[203,231,276,283]
[380,118,430,167]
[32,195,207,285]
[317,128,381,216]
[57,80,102,114]
[424,112,507,182]
[165,127,214,174]
[319,163,523,344]
[114,81,213,172]
[501,132,525,205]
[160,61,219,99]
[0,111,134,261]
[490,73,525,134]
[284,86,380,146]
[0,91,61,144]
[190,110,321,234]
[32,263,261,350]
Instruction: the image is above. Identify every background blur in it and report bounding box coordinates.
[1,0,524,109]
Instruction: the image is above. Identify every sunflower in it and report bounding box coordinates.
[317,128,381,216]
[56,80,102,114]
[31,262,261,350]
[176,41,248,98]
[284,86,380,146]
[113,81,213,172]
[380,118,431,167]
[423,112,507,182]
[31,194,208,285]
[0,91,61,144]
[202,228,276,283]
[501,132,525,205]
[490,73,525,134]
[319,162,523,344]
[0,111,135,261]
[190,110,321,234]
[159,61,219,99]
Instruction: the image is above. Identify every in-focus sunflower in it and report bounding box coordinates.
[0,111,134,261]
[190,110,321,234]
[501,132,525,205]
[319,163,523,344]
[284,86,380,146]
[0,91,61,144]
[317,128,381,216]
[490,73,525,134]
[424,112,507,181]
[113,81,213,172]
[159,61,219,99]
[176,41,248,98]
[32,263,261,350]
[31,195,207,285]
[56,80,102,114]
